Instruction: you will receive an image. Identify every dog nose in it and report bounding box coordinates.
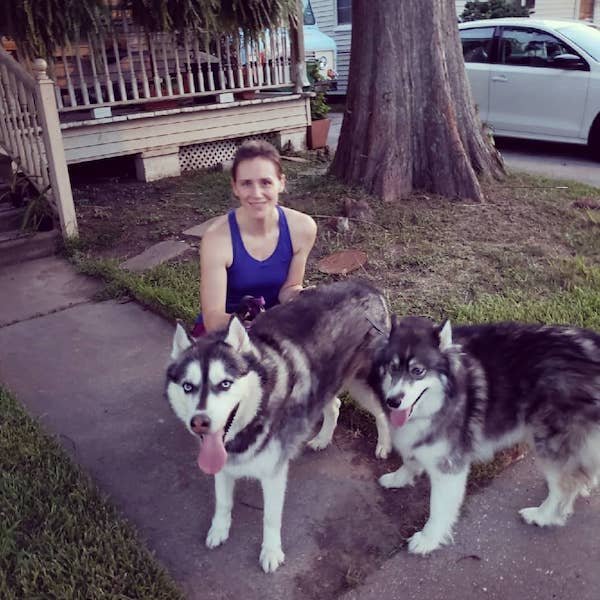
[386,392,404,409]
[190,414,211,434]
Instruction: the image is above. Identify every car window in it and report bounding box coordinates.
[499,27,580,68]
[460,27,495,63]
[558,24,600,61]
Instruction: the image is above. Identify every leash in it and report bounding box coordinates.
[365,315,387,335]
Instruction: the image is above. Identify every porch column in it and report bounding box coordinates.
[135,146,181,182]
[33,59,78,238]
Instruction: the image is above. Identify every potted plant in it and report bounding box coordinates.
[307,62,333,150]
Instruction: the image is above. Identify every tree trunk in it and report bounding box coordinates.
[331,0,505,202]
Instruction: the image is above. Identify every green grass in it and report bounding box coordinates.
[0,387,184,600]
[67,251,199,326]
[449,260,600,329]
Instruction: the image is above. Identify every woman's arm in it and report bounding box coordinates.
[200,221,233,332]
[278,209,317,304]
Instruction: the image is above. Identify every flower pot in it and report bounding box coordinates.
[307,118,331,150]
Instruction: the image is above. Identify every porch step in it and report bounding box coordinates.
[0,229,59,268]
[0,202,25,232]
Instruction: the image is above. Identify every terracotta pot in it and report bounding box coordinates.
[307,118,331,150]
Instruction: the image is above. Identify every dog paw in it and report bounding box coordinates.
[407,531,442,555]
[205,521,230,548]
[375,439,391,459]
[379,470,413,489]
[519,506,566,527]
[260,545,285,573]
[307,435,331,451]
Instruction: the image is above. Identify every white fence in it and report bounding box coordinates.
[0,47,77,237]
[48,11,293,113]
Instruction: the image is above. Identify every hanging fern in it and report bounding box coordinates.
[124,0,219,32]
[1,0,110,59]
[218,0,298,34]
[0,0,300,57]
[124,0,298,33]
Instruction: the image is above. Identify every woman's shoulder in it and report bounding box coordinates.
[201,213,230,242]
[280,206,317,235]
[280,206,317,250]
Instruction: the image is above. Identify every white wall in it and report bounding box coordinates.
[311,0,352,94]
[531,0,579,19]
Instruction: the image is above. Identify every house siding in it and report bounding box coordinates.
[310,1,471,94]
[532,0,579,19]
[311,0,351,94]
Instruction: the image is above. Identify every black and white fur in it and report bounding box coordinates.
[371,316,600,555]
[165,280,391,572]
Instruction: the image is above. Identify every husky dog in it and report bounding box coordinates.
[165,280,391,572]
[371,316,600,555]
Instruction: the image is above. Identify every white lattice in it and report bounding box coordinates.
[179,134,276,172]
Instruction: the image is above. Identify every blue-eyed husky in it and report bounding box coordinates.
[165,280,391,572]
[371,316,600,555]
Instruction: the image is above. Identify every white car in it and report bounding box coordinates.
[459,18,600,154]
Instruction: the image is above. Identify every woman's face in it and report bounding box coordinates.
[231,157,285,218]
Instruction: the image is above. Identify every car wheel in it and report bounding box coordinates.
[588,115,600,161]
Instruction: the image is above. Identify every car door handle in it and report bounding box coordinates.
[492,75,508,82]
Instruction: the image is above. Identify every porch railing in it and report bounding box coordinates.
[0,47,77,237]
[47,9,293,113]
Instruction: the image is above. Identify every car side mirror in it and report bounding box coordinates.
[553,53,587,70]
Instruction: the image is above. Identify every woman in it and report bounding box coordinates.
[193,140,317,335]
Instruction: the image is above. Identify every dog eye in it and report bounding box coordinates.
[219,380,233,390]
[182,382,194,393]
[410,366,426,378]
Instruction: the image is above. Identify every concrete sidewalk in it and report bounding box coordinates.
[1,257,599,599]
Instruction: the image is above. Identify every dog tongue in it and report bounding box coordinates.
[197,429,227,475]
[390,408,410,428]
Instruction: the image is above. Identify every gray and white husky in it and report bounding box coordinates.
[371,316,600,555]
[165,280,391,573]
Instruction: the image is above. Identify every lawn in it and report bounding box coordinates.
[66,156,600,330]
[0,387,184,600]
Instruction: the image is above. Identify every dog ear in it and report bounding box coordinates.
[171,321,193,360]
[224,315,251,352]
[438,319,453,351]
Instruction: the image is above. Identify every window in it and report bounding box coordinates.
[499,27,582,68]
[303,0,316,26]
[460,27,495,63]
[337,0,352,25]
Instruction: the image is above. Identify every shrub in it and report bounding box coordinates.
[461,0,530,22]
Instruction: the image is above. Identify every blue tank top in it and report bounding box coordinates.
[225,206,294,313]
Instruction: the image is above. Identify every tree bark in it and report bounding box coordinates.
[331,0,505,202]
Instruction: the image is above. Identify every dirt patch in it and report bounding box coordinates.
[291,412,525,600]
[70,157,234,260]
[292,426,423,600]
